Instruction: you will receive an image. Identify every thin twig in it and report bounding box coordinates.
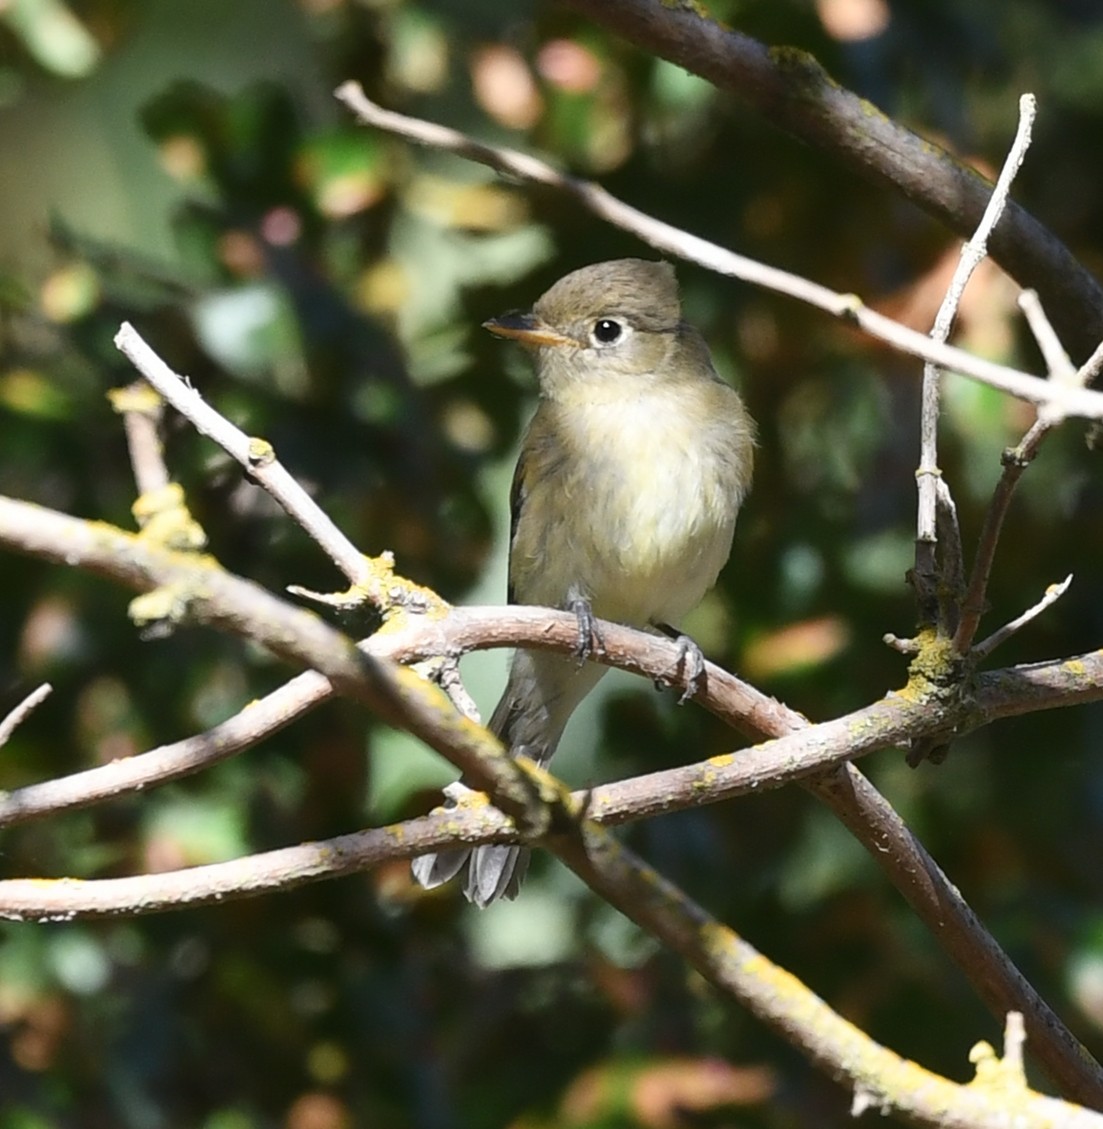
[935,477,965,634]
[954,454,1035,654]
[914,94,1035,627]
[554,0,1103,361]
[114,323,373,589]
[334,82,1103,423]
[953,301,1098,654]
[883,633,921,654]
[919,93,1035,539]
[972,576,1073,660]
[427,657,481,723]
[1004,1012,1027,1079]
[108,381,208,554]
[0,683,52,749]
[109,382,171,496]
[1020,290,1075,382]
[1077,338,1103,390]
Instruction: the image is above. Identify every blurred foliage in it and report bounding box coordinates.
[2,0,1103,1126]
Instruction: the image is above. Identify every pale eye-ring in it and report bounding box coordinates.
[590,318,625,346]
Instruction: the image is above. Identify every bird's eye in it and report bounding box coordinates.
[591,318,624,345]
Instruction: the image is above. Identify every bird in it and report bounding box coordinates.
[411,258,755,907]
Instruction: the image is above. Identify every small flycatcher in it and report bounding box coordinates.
[412,258,755,906]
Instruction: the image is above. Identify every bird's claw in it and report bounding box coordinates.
[671,633,706,703]
[570,597,604,664]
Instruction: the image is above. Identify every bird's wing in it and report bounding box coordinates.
[506,438,532,606]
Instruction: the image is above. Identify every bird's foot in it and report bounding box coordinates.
[655,622,706,703]
[570,597,605,663]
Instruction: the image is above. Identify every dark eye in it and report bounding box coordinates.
[592,318,623,345]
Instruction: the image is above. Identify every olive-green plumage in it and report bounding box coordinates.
[412,259,755,906]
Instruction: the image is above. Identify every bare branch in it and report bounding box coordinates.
[551,796,1101,1129]
[1006,1011,1028,1077]
[0,493,545,833]
[335,83,1103,422]
[2,483,1101,1092]
[1,485,1102,1101]
[1020,289,1076,382]
[8,624,1103,906]
[883,633,921,654]
[0,780,1098,1128]
[934,477,966,634]
[953,297,1098,654]
[3,593,1103,826]
[0,669,327,826]
[108,382,170,496]
[972,576,1073,660]
[114,322,375,591]
[423,656,482,723]
[915,95,1036,624]
[0,683,52,750]
[552,0,1103,362]
[1077,338,1103,390]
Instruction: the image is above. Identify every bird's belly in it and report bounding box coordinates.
[519,399,741,627]
[579,454,735,625]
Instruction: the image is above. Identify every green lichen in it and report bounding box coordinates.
[767,45,834,89]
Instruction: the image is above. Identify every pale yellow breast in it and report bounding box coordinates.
[510,378,752,628]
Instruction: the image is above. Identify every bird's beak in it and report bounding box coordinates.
[483,311,576,348]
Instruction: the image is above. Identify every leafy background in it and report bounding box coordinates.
[2,1,1103,1126]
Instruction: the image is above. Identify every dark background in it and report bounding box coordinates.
[2,1,1103,1126]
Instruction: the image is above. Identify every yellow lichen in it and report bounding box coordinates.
[107,384,162,415]
[132,484,207,552]
[246,437,275,467]
[967,1037,1027,1096]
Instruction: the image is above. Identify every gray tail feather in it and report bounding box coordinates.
[411,844,530,908]
[410,648,597,906]
[410,848,469,890]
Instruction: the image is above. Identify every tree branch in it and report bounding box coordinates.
[114,323,380,593]
[0,768,1097,1127]
[1,594,1102,828]
[108,381,170,496]
[972,576,1073,660]
[0,494,550,837]
[552,0,1103,363]
[0,683,52,750]
[335,82,1103,422]
[550,819,1103,1129]
[3,491,1103,1100]
[914,94,1036,628]
[953,298,1100,654]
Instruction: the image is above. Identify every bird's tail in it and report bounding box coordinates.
[411,650,605,906]
[410,837,530,908]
